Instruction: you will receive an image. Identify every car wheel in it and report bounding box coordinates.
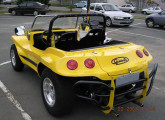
[11,10,16,15]
[106,18,112,27]
[129,9,133,13]
[143,11,147,15]
[10,44,24,71]
[146,19,155,28]
[41,68,74,116]
[159,25,164,28]
[33,11,38,16]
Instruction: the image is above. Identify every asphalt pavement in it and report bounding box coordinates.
[0,14,165,120]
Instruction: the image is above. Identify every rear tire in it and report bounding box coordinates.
[33,11,38,16]
[41,68,74,116]
[129,9,133,13]
[106,18,112,27]
[11,10,16,15]
[146,19,155,28]
[10,44,24,71]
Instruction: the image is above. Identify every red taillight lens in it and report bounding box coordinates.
[84,58,95,68]
[143,49,149,56]
[136,50,143,58]
[67,60,78,70]
[40,6,44,10]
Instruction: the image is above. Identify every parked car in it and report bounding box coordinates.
[10,13,158,117]
[119,4,136,13]
[145,10,165,28]
[81,3,134,27]
[74,1,87,8]
[2,0,12,5]
[142,7,162,15]
[8,1,49,16]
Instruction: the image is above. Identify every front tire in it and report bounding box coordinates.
[146,19,155,28]
[41,68,74,116]
[10,44,24,71]
[143,11,147,15]
[106,18,112,27]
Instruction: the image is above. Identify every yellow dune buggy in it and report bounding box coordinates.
[10,14,158,117]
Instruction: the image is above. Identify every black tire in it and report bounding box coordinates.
[106,18,112,27]
[146,19,155,28]
[159,25,164,28]
[41,68,74,116]
[129,9,133,13]
[143,11,147,15]
[10,44,24,71]
[11,10,16,15]
[33,11,38,16]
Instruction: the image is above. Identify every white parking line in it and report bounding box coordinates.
[0,80,32,120]
[118,30,164,40]
[133,25,165,32]
[0,61,11,67]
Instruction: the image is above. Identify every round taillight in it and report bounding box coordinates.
[84,58,95,68]
[143,49,149,56]
[136,50,143,58]
[67,60,78,70]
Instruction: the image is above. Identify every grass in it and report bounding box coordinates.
[0,6,5,10]
[134,16,146,20]
[50,10,80,13]
[0,11,8,14]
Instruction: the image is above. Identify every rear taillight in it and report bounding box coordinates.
[67,60,78,70]
[143,49,149,56]
[136,50,143,58]
[40,6,44,10]
[84,58,95,68]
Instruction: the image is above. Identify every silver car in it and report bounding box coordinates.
[81,3,134,27]
[119,4,136,13]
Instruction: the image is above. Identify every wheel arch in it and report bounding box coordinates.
[37,63,47,77]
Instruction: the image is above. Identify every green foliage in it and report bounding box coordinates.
[67,4,75,12]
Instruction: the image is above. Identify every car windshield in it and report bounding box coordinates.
[102,4,120,11]
[31,15,105,31]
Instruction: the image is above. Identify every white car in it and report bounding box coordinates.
[142,7,162,15]
[119,4,136,13]
[81,3,134,27]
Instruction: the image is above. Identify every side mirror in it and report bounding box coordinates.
[99,10,104,13]
[15,26,26,36]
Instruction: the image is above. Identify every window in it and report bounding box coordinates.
[19,2,26,7]
[126,5,131,7]
[90,4,95,10]
[27,2,34,7]
[155,7,160,10]
[95,5,103,11]
[122,5,126,7]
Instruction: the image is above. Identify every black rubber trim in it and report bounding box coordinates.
[114,95,143,107]
[20,55,37,67]
[115,86,146,98]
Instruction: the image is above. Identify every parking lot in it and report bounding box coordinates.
[0,14,165,120]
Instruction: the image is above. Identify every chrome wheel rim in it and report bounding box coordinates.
[43,78,55,107]
[147,20,154,27]
[34,11,38,16]
[106,19,111,27]
[11,49,16,66]
[12,11,16,15]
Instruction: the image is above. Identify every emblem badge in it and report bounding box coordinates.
[111,57,129,65]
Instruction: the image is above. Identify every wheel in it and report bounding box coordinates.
[146,19,155,28]
[41,68,74,116]
[143,11,147,15]
[41,13,46,15]
[129,9,133,13]
[159,25,164,28]
[106,18,112,27]
[33,11,38,16]
[10,44,24,71]
[11,10,16,15]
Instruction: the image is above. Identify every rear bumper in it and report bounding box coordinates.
[73,63,158,113]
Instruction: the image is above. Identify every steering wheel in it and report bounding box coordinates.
[41,30,55,46]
